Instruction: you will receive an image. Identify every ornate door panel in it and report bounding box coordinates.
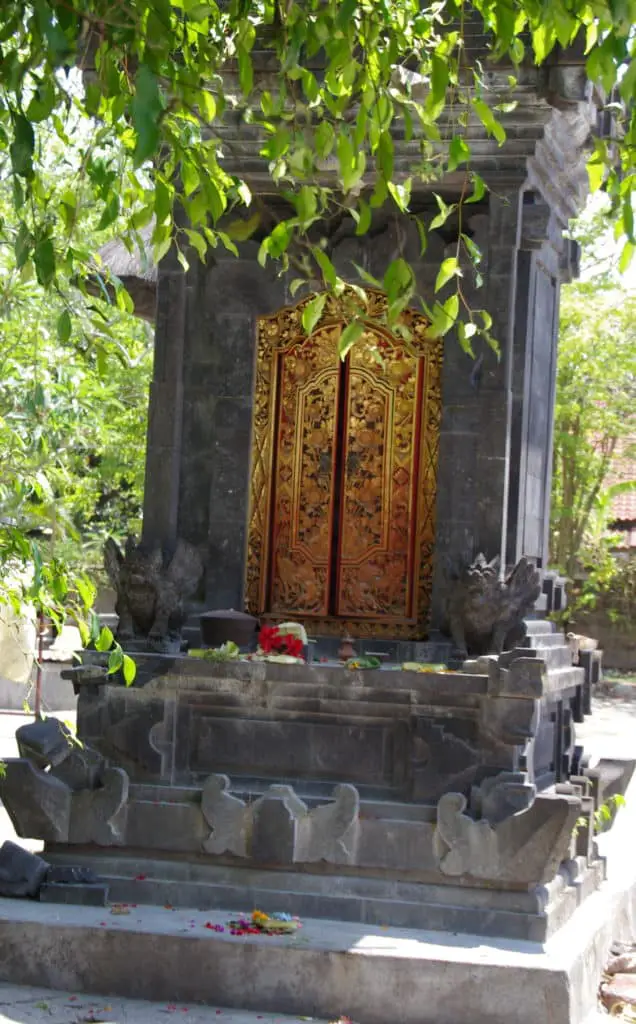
[268,327,341,617]
[246,292,442,639]
[336,332,425,622]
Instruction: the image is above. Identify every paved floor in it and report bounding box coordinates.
[0,984,330,1024]
[577,695,636,761]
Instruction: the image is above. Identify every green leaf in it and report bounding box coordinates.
[295,185,318,224]
[15,221,32,268]
[182,160,199,197]
[75,576,96,609]
[266,220,292,258]
[185,228,207,261]
[388,180,411,212]
[33,237,55,287]
[383,258,414,306]
[427,55,449,119]
[478,310,493,330]
[122,654,137,686]
[461,233,482,264]
[448,135,470,171]
[430,193,455,231]
[351,262,383,288]
[10,115,35,178]
[622,196,635,244]
[57,310,72,343]
[131,65,163,166]
[532,23,557,63]
[95,626,114,652]
[217,231,239,258]
[337,131,366,192]
[108,647,124,673]
[238,46,254,94]
[338,320,365,359]
[587,158,606,192]
[426,294,459,338]
[457,320,476,355]
[414,216,428,255]
[619,240,635,274]
[472,99,506,146]
[315,121,334,159]
[313,247,337,287]
[587,42,618,94]
[302,293,327,334]
[97,194,120,231]
[355,199,372,236]
[377,131,394,180]
[336,0,357,30]
[26,79,56,123]
[435,257,461,292]
[77,619,90,648]
[225,212,261,241]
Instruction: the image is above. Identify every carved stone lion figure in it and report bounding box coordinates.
[445,553,542,659]
[104,536,203,651]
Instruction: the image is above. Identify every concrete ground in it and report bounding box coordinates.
[0,698,633,1024]
[0,984,330,1024]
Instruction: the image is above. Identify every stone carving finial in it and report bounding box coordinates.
[104,536,203,653]
[445,554,542,659]
[0,717,129,847]
[433,788,580,885]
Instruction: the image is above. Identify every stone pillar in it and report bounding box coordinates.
[142,234,288,609]
[179,251,286,608]
[141,250,186,547]
[473,186,524,565]
[507,200,563,567]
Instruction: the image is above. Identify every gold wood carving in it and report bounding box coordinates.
[246,290,442,640]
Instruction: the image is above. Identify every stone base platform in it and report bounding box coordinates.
[1,756,633,1024]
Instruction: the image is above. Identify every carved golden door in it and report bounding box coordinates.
[246,292,442,639]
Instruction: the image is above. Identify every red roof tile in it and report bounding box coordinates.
[606,435,636,523]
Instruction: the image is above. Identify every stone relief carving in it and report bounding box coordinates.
[411,722,480,802]
[471,771,537,825]
[433,788,579,885]
[201,775,250,857]
[200,775,360,866]
[445,554,542,658]
[0,718,129,847]
[104,535,203,652]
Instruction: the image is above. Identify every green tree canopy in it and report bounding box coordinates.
[0,0,635,347]
[0,132,152,633]
[551,202,636,577]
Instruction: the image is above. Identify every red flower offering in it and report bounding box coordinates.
[258,625,304,658]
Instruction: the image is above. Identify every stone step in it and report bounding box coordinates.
[544,665,586,696]
[524,618,558,636]
[40,849,601,944]
[531,645,575,671]
[0,890,629,1024]
[524,632,567,649]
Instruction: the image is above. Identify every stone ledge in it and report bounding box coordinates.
[0,871,630,1024]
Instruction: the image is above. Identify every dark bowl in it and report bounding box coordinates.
[199,609,259,649]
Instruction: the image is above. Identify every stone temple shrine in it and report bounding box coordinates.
[1,29,634,1024]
